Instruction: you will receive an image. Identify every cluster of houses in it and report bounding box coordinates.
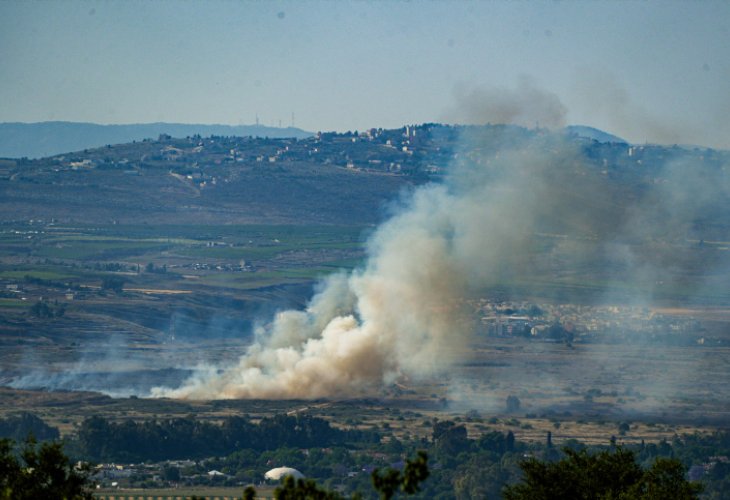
[474,299,706,344]
[39,124,458,182]
[90,450,406,492]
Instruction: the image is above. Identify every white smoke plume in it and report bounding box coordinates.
[152,183,477,399]
[152,132,620,400]
[153,123,730,401]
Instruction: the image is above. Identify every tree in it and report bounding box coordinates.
[274,476,344,500]
[100,276,124,293]
[619,421,631,436]
[162,464,180,482]
[372,451,429,500]
[477,431,509,454]
[506,430,515,452]
[637,457,703,500]
[0,437,93,500]
[506,395,521,413]
[29,300,53,318]
[453,457,520,500]
[432,421,470,457]
[503,447,702,500]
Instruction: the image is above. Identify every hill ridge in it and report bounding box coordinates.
[0,121,314,159]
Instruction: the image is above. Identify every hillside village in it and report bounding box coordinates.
[473,299,709,346]
[3,123,728,229]
[4,123,727,186]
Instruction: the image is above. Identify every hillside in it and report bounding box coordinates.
[0,131,419,226]
[2,123,730,398]
[2,123,727,227]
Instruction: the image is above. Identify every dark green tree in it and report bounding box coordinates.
[506,430,516,452]
[29,300,53,318]
[162,464,180,482]
[243,486,257,500]
[432,421,470,456]
[635,457,703,499]
[503,447,702,500]
[274,476,345,500]
[100,276,125,293]
[0,437,93,500]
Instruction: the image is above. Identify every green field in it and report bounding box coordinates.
[0,298,29,308]
[4,221,730,305]
[0,268,78,281]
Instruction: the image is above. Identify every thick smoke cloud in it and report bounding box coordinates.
[150,78,729,400]
[153,181,479,398]
[153,132,672,399]
[154,143,571,399]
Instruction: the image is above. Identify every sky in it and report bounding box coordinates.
[1,0,729,148]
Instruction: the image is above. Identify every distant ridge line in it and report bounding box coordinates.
[0,121,314,159]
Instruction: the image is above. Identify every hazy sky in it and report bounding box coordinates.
[2,1,729,148]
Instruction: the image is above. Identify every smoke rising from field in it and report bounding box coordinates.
[154,140,587,398]
[150,84,730,401]
[150,129,712,400]
[153,182,476,398]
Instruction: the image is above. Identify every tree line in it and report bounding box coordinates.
[75,414,380,462]
[0,412,59,442]
[2,435,705,500]
[3,412,727,498]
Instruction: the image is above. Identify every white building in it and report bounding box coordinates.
[264,467,304,481]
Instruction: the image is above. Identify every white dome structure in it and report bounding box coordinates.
[264,466,305,481]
